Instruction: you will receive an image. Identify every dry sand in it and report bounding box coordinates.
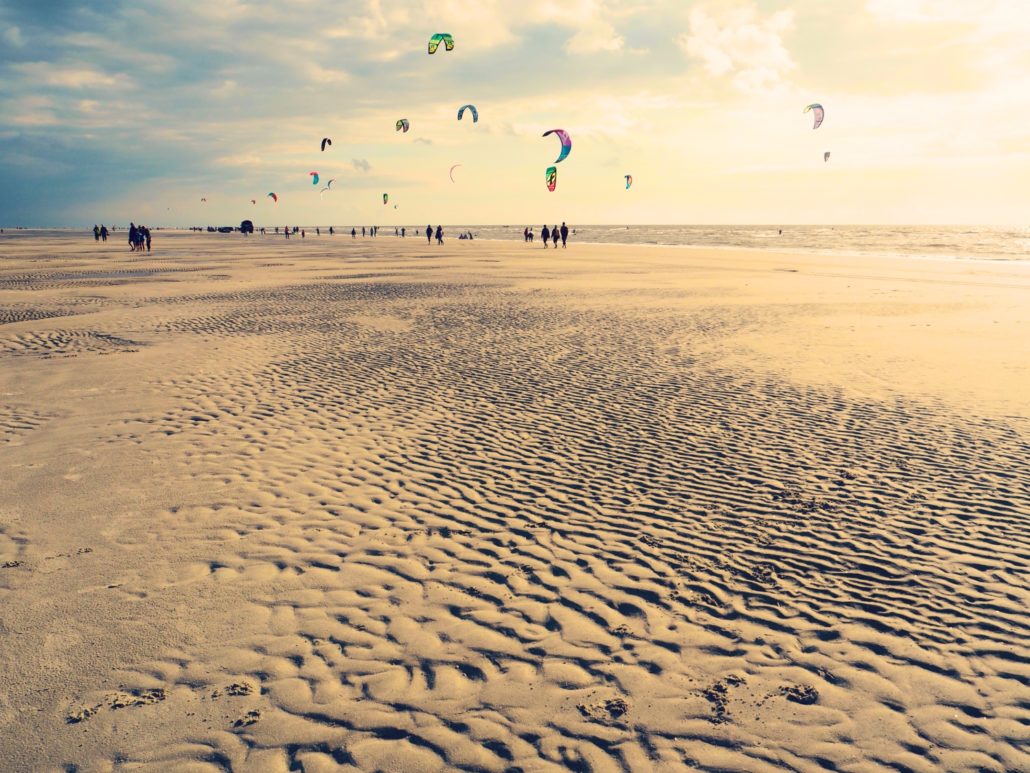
[0,231,1028,772]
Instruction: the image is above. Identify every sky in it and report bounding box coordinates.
[1,0,1029,227]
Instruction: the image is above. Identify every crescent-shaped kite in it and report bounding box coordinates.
[321,137,332,151]
[824,151,831,162]
[428,33,454,54]
[251,199,256,204]
[457,104,478,123]
[267,192,278,202]
[310,172,319,185]
[804,103,825,130]
[449,164,461,183]
[542,129,571,164]
[396,118,409,132]
[546,166,557,192]
[625,175,632,190]
[383,193,388,205]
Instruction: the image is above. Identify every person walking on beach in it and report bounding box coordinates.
[284,225,290,239]
[560,222,569,248]
[128,223,138,251]
[362,226,366,237]
[329,226,334,236]
[144,226,152,253]
[435,225,443,245]
[93,225,100,242]
[351,227,356,237]
[401,227,406,238]
[552,225,559,249]
[426,225,432,244]
[100,225,108,242]
[301,229,305,239]
[541,224,550,247]
[316,227,320,236]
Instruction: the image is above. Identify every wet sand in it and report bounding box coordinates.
[1,231,1028,771]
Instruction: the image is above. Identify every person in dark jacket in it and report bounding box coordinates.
[435,225,443,244]
[541,224,550,247]
[426,225,433,244]
[560,222,569,248]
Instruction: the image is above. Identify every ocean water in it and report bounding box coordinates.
[447,225,1030,262]
[3,225,1028,262]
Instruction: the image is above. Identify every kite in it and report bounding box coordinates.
[383,193,388,205]
[325,179,335,188]
[320,187,330,195]
[251,199,256,204]
[396,118,410,132]
[321,137,332,151]
[428,33,454,54]
[268,192,278,202]
[804,103,825,130]
[310,172,319,185]
[625,175,633,189]
[200,198,207,202]
[457,104,478,123]
[542,129,571,164]
[824,152,831,162]
[449,164,461,183]
[546,166,557,192]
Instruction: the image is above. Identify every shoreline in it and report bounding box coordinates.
[4,225,1029,265]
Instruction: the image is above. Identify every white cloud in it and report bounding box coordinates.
[865,0,992,24]
[4,25,23,47]
[328,0,627,54]
[678,4,796,93]
[14,62,133,90]
[326,0,411,39]
[303,63,349,84]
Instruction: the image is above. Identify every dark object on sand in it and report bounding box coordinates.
[240,220,254,234]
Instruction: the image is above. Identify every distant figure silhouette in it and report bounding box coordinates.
[541,224,550,247]
[560,222,569,248]
[435,225,443,245]
[426,224,432,244]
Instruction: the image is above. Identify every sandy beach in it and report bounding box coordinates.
[1,231,1028,772]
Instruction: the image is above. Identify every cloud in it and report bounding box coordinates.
[352,158,371,172]
[865,0,988,24]
[4,25,24,47]
[302,62,349,84]
[13,62,133,89]
[678,3,796,93]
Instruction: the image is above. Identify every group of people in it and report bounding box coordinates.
[92,224,110,242]
[525,222,570,248]
[426,225,444,244]
[128,223,151,252]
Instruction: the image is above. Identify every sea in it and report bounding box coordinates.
[448,225,1030,263]
[3,225,1029,262]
